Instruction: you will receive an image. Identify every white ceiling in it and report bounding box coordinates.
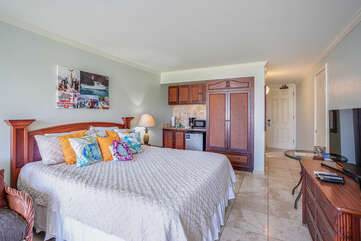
[1,0,361,82]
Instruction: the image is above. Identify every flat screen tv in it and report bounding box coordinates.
[329,109,361,177]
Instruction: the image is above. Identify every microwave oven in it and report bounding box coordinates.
[193,119,206,128]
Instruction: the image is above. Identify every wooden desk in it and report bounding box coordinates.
[302,159,361,241]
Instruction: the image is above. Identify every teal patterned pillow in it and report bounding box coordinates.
[114,130,142,154]
[116,130,142,144]
[69,136,103,167]
[122,135,143,154]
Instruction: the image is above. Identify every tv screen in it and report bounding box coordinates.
[329,109,361,167]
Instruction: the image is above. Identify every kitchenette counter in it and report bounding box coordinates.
[163,127,207,132]
[163,127,206,150]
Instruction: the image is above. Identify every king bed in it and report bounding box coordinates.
[5,118,236,241]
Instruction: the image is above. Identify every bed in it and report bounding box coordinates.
[5,118,236,241]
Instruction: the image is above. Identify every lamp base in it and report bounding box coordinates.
[143,133,150,145]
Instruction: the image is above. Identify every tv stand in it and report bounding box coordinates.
[302,159,361,241]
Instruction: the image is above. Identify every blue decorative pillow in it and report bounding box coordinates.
[69,136,103,167]
[115,130,142,154]
[122,136,143,154]
[116,130,142,143]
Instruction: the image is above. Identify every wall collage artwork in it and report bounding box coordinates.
[56,65,110,109]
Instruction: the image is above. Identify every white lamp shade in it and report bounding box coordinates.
[138,114,156,127]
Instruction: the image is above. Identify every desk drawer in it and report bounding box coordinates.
[305,205,319,241]
[316,189,337,228]
[305,172,315,196]
[306,187,316,221]
[317,205,335,241]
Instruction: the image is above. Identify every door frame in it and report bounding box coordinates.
[313,63,329,152]
[265,83,297,149]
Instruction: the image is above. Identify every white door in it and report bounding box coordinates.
[266,84,296,149]
[314,66,328,150]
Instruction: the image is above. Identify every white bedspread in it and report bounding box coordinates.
[18,146,236,241]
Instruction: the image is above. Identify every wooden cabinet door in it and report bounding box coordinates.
[190,84,206,104]
[228,91,249,152]
[201,84,207,103]
[175,131,185,149]
[178,85,190,104]
[163,129,174,148]
[190,85,201,103]
[206,77,254,171]
[168,86,179,105]
[207,92,227,152]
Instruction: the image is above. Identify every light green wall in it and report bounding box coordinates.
[0,22,171,184]
[297,22,361,150]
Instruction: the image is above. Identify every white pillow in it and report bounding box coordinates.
[89,126,123,137]
[35,135,65,165]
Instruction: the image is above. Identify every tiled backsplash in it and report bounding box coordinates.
[171,104,206,127]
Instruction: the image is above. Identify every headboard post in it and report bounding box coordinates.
[5,119,35,187]
[122,117,134,129]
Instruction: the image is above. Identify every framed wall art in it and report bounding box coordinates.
[56,65,109,109]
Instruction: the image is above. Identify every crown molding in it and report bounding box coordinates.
[162,61,268,75]
[0,15,159,75]
[310,7,361,72]
[160,61,268,84]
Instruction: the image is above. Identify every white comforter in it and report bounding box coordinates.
[18,146,236,241]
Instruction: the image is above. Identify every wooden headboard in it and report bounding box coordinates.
[5,117,134,187]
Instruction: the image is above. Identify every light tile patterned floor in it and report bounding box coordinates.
[219,150,312,241]
[34,150,311,241]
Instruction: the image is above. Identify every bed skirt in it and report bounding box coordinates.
[35,184,235,241]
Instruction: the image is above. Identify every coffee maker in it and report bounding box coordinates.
[189,117,195,128]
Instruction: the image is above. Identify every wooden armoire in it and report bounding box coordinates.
[206,77,254,171]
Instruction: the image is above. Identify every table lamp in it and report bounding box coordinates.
[138,114,156,145]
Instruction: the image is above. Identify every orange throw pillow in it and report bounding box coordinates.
[96,135,120,162]
[58,130,87,165]
[106,130,119,140]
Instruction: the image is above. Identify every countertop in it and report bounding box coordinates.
[163,127,207,132]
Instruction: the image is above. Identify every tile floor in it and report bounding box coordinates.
[219,150,312,241]
[34,150,311,241]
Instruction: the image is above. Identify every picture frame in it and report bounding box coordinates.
[56,65,109,109]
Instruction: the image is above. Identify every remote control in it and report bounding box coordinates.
[314,171,338,177]
[317,175,345,184]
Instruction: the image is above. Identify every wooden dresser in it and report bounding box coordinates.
[302,159,361,241]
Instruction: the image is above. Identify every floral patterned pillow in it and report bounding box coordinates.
[109,141,133,161]
[69,136,103,167]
